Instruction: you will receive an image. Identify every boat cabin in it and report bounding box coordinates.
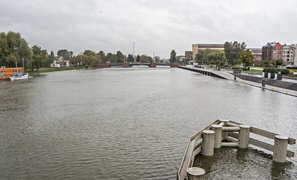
[0,66,24,80]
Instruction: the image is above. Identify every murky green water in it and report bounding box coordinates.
[0,68,296,179]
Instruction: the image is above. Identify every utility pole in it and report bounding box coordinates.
[133,42,135,62]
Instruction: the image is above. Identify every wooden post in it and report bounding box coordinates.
[211,125,222,148]
[187,167,205,180]
[238,125,250,148]
[273,135,288,163]
[202,130,215,156]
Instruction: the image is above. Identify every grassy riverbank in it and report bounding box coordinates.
[27,67,85,74]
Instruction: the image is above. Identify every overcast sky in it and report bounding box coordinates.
[1,0,297,58]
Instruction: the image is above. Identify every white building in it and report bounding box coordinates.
[282,44,296,65]
[50,56,70,68]
[293,45,297,66]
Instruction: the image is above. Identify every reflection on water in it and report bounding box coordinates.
[0,68,296,179]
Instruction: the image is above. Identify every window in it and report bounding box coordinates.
[1,71,6,78]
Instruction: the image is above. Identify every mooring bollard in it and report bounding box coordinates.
[273,135,288,163]
[262,79,265,88]
[211,125,222,148]
[187,167,205,180]
[202,130,215,156]
[238,125,250,148]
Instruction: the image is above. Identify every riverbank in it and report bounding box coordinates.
[27,67,85,74]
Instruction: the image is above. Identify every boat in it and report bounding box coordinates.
[1,66,32,81]
[10,73,30,81]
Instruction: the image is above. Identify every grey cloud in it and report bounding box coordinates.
[1,0,297,58]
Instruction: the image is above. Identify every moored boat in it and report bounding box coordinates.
[10,73,31,81]
[1,66,32,81]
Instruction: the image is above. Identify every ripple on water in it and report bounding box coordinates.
[194,147,295,180]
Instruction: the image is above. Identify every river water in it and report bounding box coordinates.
[0,67,296,179]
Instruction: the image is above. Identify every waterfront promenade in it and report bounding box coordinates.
[180,66,297,97]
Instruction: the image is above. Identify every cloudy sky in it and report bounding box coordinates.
[1,0,297,58]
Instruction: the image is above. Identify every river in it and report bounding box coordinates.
[0,67,296,179]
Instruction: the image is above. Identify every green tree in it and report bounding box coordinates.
[49,51,54,58]
[83,50,96,56]
[136,55,140,63]
[57,49,71,59]
[207,51,227,66]
[140,55,152,63]
[97,51,106,63]
[31,45,47,71]
[170,50,176,63]
[106,53,117,63]
[275,59,284,66]
[0,31,32,69]
[116,51,125,63]
[239,49,254,66]
[127,54,134,62]
[224,41,246,65]
[74,50,101,66]
[196,48,215,64]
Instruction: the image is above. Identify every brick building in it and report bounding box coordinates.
[262,42,283,61]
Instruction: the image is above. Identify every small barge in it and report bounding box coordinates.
[177,119,296,180]
[1,66,25,80]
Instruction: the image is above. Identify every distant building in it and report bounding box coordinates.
[282,44,296,65]
[192,44,224,60]
[294,48,297,65]
[185,51,193,60]
[50,56,70,68]
[262,42,297,65]
[177,55,185,61]
[248,48,262,63]
[262,42,283,61]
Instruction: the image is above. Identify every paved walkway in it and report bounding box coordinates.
[184,66,297,97]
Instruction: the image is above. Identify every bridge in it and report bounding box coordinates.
[96,63,178,68]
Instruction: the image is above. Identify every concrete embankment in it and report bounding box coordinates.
[178,66,230,79]
[178,66,297,97]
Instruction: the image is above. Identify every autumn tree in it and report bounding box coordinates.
[239,49,254,66]
[81,50,101,66]
[140,55,153,63]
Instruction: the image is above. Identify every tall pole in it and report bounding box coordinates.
[133,42,135,62]
[22,57,25,72]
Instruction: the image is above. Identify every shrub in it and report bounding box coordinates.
[263,68,270,72]
[232,66,241,69]
[269,68,276,73]
[280,69,290,75]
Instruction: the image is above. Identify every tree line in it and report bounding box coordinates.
[0,31,165,71]
[2,31,271,71]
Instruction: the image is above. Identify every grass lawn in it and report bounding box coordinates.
[242,69,263,74]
